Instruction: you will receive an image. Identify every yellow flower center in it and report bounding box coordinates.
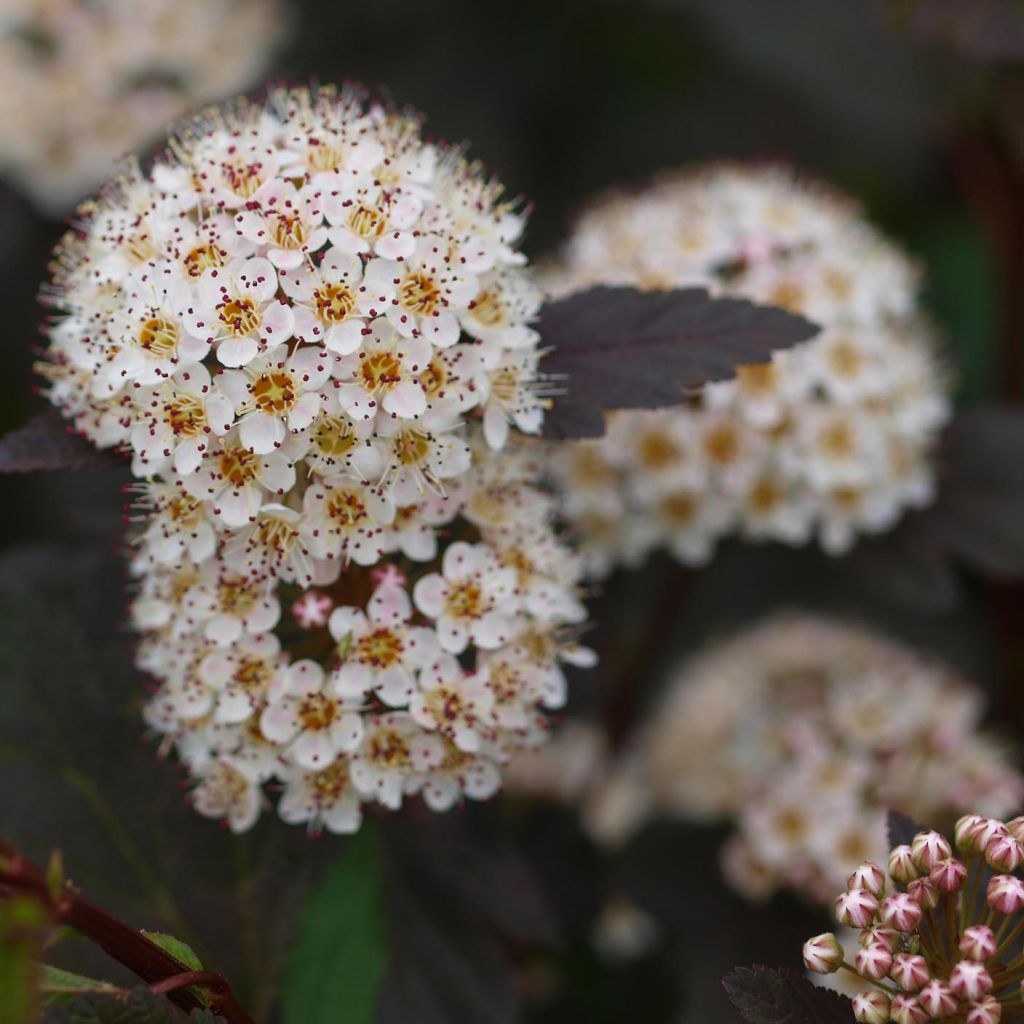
[298,692,337,731]
[219,297,261,338]
[443,580,484,620]
[136,317,179,358]
[314,283,357,323]
[251,370,297,415]
[355,627,405,668]
[399,273,441,316]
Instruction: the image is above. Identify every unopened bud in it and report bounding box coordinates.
[890,994,927,1024]
[911,830,952,870]
[956,814,986,854]
[890,953,930,992]
[930,856,968,893]
[967,996,1002,1024]
[985,834,1024,873]
[882,892,922,932]
[907,876,939,909]
[960,925,997,962]
[976,818,1009,850]
[1005,816,1024,843]
[918,979,958,1018]
[852,990,891,1024]
[987,874,1024,915]
[848,861,886,898]
[803,932,844,974]
[888,844,920,883]
[950,960,994,1001]
[854,943,892,980]
[860,925,898,952]
[836,889,879,928]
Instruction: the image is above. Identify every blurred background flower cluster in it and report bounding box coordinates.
[2,2,1023,1023]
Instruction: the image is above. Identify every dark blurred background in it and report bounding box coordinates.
[1,2,1023,1022]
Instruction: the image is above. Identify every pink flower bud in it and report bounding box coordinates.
[956,814,986,854]
[930,856,968,893]
[855,943,892,980]
[911,830,952,870]
[1006,816,1024,843]
[882,892,922,932]
[976,818,1009,849]
[888,844,920,883]
[803,932,844,974]
[852,990,891,1024]
[907,876,939,909]
[950,960,994,1001]
[860,925,898,952]
[986,834,1024,873]
[848,861,886,898]
[836,889,879,928]
[960,925,997,962]
[967,996,1002,1024]
[890,994,927,1024]
[987,874,1024,915]
[890,953,930,992]
[918,979,958,1018]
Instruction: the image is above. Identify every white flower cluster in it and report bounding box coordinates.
[585,614,1022,904]
[0,0,280,212]
[543,165,951,577]
[39,85,594,835]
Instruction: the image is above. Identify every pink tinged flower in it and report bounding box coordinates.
[974,818,1010,851]
[371,563,407,588]
[803,932,843,974]
[888,844,920,884]
[918,980,958,1018]
[907,877,939,910]
[852,991,890,1024]
[929,856,968,893]
[890,995,927,1024]
[911,830,952,871]
[987,874,1024,915]
[854,943,892,980]
[848,861,887,898]
[835,889,879,928]
[966,996,1002,1024]
[292,591,333,629]
[960,925,997,962]
[949,961,993,1002]
[890,953,930,992]
[881,893,922,932]
[985,834,1024,873]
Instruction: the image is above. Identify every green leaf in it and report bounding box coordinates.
[40,987,225,1024]
[40,966,122,1006]
[281,824,388,1024]
[0,896,47,1024]
[139,933,203,973]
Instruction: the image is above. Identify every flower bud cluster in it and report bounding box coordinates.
[38,85,594,834]
[584,614,1022,903]
[806,818,1024,1024]
[542,165,950,577]
[0,0,281,211]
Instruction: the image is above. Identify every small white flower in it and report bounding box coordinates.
[233,181,329,270]
[410,653,495,752]
[349,713,444,810]
[277,760,363,835]
[260,659,363,769]
[412,541,519,653]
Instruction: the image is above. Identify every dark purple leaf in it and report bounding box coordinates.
[887,810,926,849]
[538,286,819,439]
[0,412,122,473]
[848,406,1024,608]
[893,0,1024,61]
[724,966,856,1024]
[376,812,558,1024]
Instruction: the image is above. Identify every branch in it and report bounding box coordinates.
[0,837,257,1024]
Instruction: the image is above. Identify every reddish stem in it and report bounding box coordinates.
[0,837,257,1024]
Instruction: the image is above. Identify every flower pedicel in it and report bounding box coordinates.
[806,817,1024,1024]
[38,85,594,834]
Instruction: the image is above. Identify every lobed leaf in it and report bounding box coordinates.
[40,988,224,1024]
[723,965,857,1024]
[537,286,819,439]
[0,412,122,473]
